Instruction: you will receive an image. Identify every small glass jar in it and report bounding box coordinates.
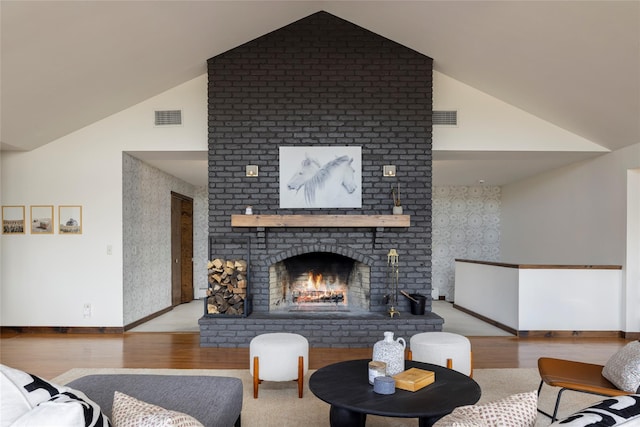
[368,361,387,385]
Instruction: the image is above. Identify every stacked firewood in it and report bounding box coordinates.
[206,258,248,315]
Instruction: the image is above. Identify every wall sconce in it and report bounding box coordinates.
[246,165,259,177]
[383,165,396,177]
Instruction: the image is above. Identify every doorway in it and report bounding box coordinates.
[171,192,194,306]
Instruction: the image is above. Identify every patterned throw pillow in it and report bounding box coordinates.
[550,395,640,426]
[112,392,204,427]
[602,341,640,393]
[433,390,538,427]
[0,364,111,427]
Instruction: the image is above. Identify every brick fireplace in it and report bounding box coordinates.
[269,251,370,313]
[199,11,443,347]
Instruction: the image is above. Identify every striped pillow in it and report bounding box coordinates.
[550,395,640,426]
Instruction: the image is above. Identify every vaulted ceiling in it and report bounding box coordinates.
[2,1,638,186]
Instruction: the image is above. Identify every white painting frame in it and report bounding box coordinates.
[279,146,362,209]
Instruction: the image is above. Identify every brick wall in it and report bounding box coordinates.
[201,11,438,347]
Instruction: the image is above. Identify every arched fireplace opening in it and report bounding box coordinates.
[269,252,370,313]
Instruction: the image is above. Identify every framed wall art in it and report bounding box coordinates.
[279,146,362,209]
[59,205,82,234]
[30,205,54,234]
[2,206,26,234]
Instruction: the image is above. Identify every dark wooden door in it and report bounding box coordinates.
[171,192,194,306]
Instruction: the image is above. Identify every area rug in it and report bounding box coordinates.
[53,367,603,427]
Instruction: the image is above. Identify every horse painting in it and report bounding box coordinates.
[285,154,359,207]
[286,156,321,195]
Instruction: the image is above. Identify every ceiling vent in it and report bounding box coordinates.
[433,110,458,126]
[154,110,182,126]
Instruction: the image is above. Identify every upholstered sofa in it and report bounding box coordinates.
[1,365,243,427]
[67,374,243,427]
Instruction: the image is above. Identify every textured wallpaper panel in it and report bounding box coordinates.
[431,186,501,300]
[192,186,209,299]
[122,154,207,325]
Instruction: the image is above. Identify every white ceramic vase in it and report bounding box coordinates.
[372,331,406,376]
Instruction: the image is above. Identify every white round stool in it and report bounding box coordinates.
[249,332,309,398]
[409,332,472,376]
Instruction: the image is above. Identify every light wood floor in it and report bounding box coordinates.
[0,330,630,380]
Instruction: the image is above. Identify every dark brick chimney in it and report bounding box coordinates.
[201,11,439,347]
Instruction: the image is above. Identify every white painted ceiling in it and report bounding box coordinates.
[2,1,639,186]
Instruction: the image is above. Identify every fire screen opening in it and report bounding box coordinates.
[269,252,370,312]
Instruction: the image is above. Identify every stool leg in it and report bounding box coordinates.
[298,356,304,398]
[407,349,412,361]
[446,358,453,369]
[253,356,259,399]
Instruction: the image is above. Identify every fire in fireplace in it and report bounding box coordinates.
[269,252,370,312]
[292,271,346,305]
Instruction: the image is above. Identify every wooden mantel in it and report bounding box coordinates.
[230,214,410,228]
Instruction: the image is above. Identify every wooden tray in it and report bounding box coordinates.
[393,367,435,392]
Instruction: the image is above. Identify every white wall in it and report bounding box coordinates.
[431,70,609,303]
[1,75,207,327]
[432,71,607,152]
[501,143,639,265]
[455,261,624,332]
[454,262,519,330]
[518,269,623,331]
[501,143,640,333]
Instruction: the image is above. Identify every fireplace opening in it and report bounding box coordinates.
[269,252,370,312]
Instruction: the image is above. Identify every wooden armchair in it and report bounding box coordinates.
[537,357,632,421]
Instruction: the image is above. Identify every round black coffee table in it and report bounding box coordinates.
[309,359,481,427]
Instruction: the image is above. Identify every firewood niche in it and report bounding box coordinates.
[206,258,248,315]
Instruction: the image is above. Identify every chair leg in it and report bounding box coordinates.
[536,381,565,422]
[407,349,413,361]
[298,356,304,398]
[253,356,259,399]
[446,358,453,369]
[552,388,567,422]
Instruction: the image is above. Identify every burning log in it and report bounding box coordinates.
[206,257,247,315]
[293,290,345,304]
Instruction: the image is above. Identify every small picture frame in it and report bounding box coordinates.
[30,205,54,234]
[2,206,26,234]
[59,205,82,234]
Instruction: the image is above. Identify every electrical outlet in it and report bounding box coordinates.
[83,303,91,318]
